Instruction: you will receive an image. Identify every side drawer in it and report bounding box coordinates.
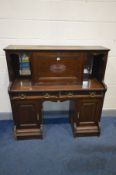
[59,90,105,98]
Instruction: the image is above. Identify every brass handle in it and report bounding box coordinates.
[20,94,26,99]
[44,93,50,99]
[67,92,73,98]
[89,92,96,97]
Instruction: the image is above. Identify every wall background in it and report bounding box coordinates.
[0,0,116,117]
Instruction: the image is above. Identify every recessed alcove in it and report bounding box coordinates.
[42,101,70,125]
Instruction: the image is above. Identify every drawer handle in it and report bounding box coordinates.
[20,94,26,99]
[89,92,96,97]
[44,93,50,99]
[44,93,58,99]
[67,92,73,98]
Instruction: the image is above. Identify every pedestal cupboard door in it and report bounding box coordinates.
[11,100,42,129]
[76,98,103,124]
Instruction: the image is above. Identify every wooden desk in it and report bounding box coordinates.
[4,45,109,139]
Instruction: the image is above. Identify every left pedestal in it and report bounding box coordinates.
[10,96,43,139]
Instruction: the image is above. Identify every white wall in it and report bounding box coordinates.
[0,0,116,114]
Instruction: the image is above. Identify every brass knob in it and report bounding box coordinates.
[56,57,61,61]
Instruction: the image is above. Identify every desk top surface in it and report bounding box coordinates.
[10,78,105,92]
[4,45,110,51]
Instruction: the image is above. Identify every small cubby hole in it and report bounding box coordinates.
[10,53,32,79]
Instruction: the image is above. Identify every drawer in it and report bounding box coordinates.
[10,91,59,100]
[10,90,105,101]
[59,91,104,98]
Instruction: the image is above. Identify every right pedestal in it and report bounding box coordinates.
[70,94,104,137]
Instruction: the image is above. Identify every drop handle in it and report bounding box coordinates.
[67,92,73,98]
[89,92,96,97]
[44,93,50,99]
[20,94,26,99]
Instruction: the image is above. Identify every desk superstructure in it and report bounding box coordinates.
[4,45,109,139]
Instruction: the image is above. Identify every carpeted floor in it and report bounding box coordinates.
[0,114,116,175]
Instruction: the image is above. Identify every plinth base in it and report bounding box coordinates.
[71,122,100,137]
[14,125,43,139]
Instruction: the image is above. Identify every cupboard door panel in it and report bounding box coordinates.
[11,100,42,129]
[71,97,104,137]
[77,98,103,123]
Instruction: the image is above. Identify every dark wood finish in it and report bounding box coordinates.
[31,51,85,84]
[4,45,109,139]
[70,97,104,137]
[11,99,43,139]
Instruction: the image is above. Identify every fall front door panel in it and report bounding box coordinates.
[31,51,85,84]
